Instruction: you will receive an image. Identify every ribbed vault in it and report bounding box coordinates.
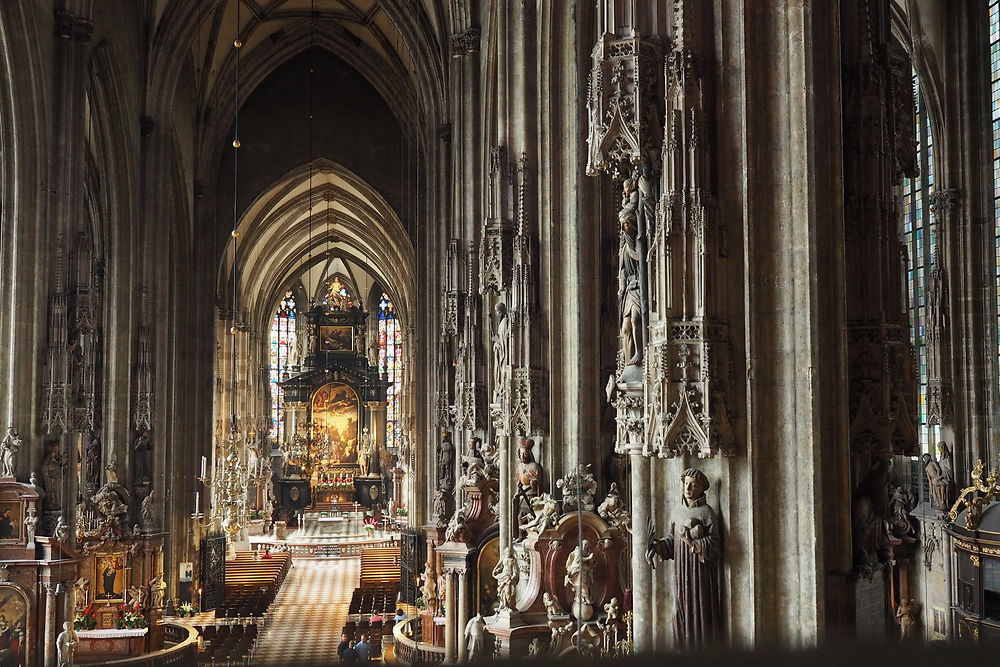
[218,159,415,333]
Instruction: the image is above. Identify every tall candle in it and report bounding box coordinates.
[200,456,207,478]
[195,491,200,513]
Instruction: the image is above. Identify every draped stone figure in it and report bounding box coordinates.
[492,546,519,611]
[491,302,510,406]
[646,468,722,649]
[85,431,101,487]
[937,442,955,506]
[852,457,893,575]
[0,427,21,479]
[56,622,77,667]
[564,539,596,620]
[922,453,949,512]
[42,443,67,509]
[464,612,487,661]
[436,431,455,491]
[515,439,542,498]
[133,430,151,485]
[617,177,643,370]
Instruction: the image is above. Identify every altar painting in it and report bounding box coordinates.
[0,586,26,667]
[311,383,359,465]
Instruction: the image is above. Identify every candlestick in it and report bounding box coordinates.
[195,491,200,513]
[201,456,207,478]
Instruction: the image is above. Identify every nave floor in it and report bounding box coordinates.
[252,557,361,666]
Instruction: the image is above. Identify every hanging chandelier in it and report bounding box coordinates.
[219,0,249,538]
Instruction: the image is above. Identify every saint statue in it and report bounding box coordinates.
[56,622,77,667]
[515,440,541,499]
[617,177,643,370]
[938,442,955,505]
[357,429,376,477]
[896,598,917,640]
[41,443,67,509]
[0,427,21,479]
[149,572,166,608]
[85,431,101,486]
[852,457,892,575]
[141,490,155,527]
[491,302,510,406]
[436,431,455,491]
[464,613,487,661]
[646,468,722,649]
[564,539,595,619]
[132,430,152,485]
[492,546,519,612]
[921,453,949,512]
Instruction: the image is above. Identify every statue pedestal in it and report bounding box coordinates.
[74,628,148,663]
[486,610,529,658]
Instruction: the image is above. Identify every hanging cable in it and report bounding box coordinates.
[307,0,316,307]
[229,0,243,433]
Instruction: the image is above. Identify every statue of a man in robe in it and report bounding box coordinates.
[617,177,643,369]
[645,468,722,649]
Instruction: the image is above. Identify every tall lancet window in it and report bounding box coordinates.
[900,70,936,451]
[269,290,297,444]
[991,1,1000,385]
[378,292,403,449]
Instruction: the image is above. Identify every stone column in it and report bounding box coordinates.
[497,433,511,553]
[44,582,57,667]
[630,452,652,652]
[457,569,469,662]
[444,570,457,662]
[366,401,387,453]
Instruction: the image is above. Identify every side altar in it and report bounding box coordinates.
[277,299,393,519]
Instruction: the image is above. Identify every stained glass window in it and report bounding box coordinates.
[269,291,297,444]
[901,71,935,452]
[320,275,354,312]
[378,292,403,449]
[990,0,1000,390]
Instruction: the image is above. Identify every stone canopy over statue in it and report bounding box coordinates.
[646,468,722,649]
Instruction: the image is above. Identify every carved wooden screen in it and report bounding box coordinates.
[400,528,424,605]
[200,532,226,611]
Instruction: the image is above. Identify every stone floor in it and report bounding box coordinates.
[252,557,361,666]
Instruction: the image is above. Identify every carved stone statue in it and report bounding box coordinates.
[141,490,155,527]
[85,431,101,487]
[444,508,469,544]
[852,457,892,576]
[73,578,90,610]
[527,637,545,658]
[56,621,77,667]
[896,598,917,640]
[542,591,563,617]
[921,453,949,512]
[617,176,643,371]
[492,546,519,612]
[598,482,631,532]
[436,431,455,491]
[132,430,151,485]
[24,507,37,543]
[605,448,628,495]
[464,612,487,661]
[646,468,722,649]
[53,514,69,542]
[564,539,595,620]
[888,483,915,539]
[432,489,450,528]
[92,482,128,525]
[127,584,146,610]
[938,442,956,505]
[149,572,166,608]
[491,302,510,406]
[357,428,376,477]
[516,439,542,499]
[556,463,598,511]
[41,442,67,509]
[519,493,560,533]
[0,427,21,479]
[419,554,438,607]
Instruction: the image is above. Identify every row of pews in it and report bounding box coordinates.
[341,545,402,659]
[197,551,292,665]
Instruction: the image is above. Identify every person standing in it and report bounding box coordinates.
[337,633,350,661]
[354,634,371,663]
[341,640,359,664]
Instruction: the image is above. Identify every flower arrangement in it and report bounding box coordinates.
[177,602,200,617]
[363,516,377,534]
[248,508,263,520]
[115,603,148,629]
[415,597,426,610]
[395,505,408,517]
[74,603,97,630]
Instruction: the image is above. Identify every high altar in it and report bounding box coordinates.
[276,298,392,517]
